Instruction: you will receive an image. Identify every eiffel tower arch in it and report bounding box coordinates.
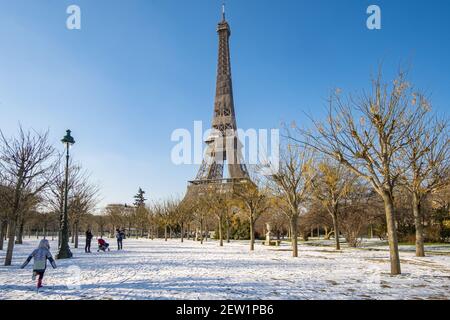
[183,6,253,202]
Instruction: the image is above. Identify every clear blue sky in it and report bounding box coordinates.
[0,0,449,207]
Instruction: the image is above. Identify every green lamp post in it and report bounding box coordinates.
[56,130,75,259]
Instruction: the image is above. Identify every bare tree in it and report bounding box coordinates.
[298,69,430,274]
[132,205,149,238]
[224,204,240,243]
[15,192,40,244]
[37,211,59,240]
[156,199,177,242]
[0,127,57,266]
[267,144,315,257]
[300,203,333,240]
[47,159,81,247]
[402,114,449,256]
[233,178,271,251]
[198,189,230,247]
[68,171,99,248]
[192,196,211,244]
[432,183,450,217]
[311,159,357,250]
[339,182,378,247]
[146,205,158,239]
[431,183,450,242]
[94,213,108,238]
[176,198,195,243]
[105,204,127,236]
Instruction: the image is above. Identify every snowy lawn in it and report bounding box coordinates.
[0,237,449,300]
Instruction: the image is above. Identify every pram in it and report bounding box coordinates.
[97,238,110,252]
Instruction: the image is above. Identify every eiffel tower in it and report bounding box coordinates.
[184,5,251,199]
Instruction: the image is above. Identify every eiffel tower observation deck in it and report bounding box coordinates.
[185,5,252,198]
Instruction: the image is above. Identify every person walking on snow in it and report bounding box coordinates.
[21,239,57,289]
[85,229,93,253]
[116,228,123,250]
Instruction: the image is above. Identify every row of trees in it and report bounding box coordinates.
[0,127,99,265]
[88,147,447,273]
[65,166,447,250]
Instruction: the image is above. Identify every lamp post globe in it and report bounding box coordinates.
[56,129,75,259]
[61,129,75,145]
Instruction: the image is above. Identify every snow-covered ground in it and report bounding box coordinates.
[0,237,449,300]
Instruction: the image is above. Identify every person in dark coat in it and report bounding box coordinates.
[21,239,57,289]
[116,228,123,250]
[85,229,93,253]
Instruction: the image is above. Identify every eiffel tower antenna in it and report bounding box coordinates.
[222,2,226,21]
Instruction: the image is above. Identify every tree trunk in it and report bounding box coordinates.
[331,211,340,250]
[15,220,24,245]
[71,224,75,244]
[226,218,231,243]
[249,214,255,251]
[0,220,6,250]
[218,216,223,247]
[44,222,48,239]
[180,223,184,243]
[164,225,168,241]
[200,218,204,245]
[323,226,330,240]
[383,192,401,275]
[301,232,308,241]
[290,215,299,257]
[4,218,17,266]
[249,222,255,251]
[412,193,425,257]
[74,222,79,249]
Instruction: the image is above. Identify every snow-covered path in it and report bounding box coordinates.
[0,238,449,300]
